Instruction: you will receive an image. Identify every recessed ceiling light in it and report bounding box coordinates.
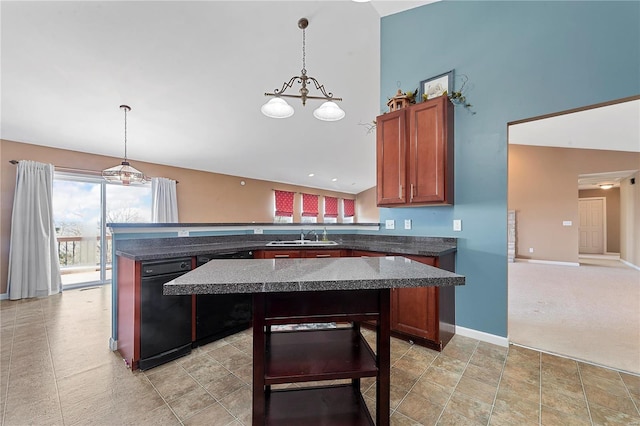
[599,183,614,190]
[332,178,338,182]
[308,173,315,177]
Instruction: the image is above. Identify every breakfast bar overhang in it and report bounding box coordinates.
[164,256,465,426]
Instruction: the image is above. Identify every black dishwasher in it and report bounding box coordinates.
[139,258,192,370]
[194,251,253,347]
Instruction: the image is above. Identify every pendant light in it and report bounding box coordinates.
[102,105,146,185]
[261,18,345,121]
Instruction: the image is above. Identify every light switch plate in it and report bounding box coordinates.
[453,219,462,232]
[562,221,572,226]
[178,230,189,237]
[404,219,412,230]
[385,219,395,230]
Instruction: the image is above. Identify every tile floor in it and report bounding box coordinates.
[1,285,639,425]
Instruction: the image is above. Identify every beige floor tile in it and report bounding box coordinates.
[490,397,540,426]
[431,354,468,375]
[168,385,217,421]
[501,361,540,386]
[180,354,230,386]
[584,385,640,417]
[395,391,444,425]
[147,366,201,402]
[422,366,461,389]
[444,390,492,424]
[462,362,503,387]
[205,373,246,401]
[390,410,425,425]
[621,372,640,398]
[581,373,629,397]
[496,374,539,405]
[3,394,63,426]
[541,405,592,426]
[437,409,486,426]
[182,400,237,426]
[391,366,421,391]
[455,374,498,405]
[410,376,453,406]
[393,355,429,377]
[218,385,252,425]
[588,401,640,426]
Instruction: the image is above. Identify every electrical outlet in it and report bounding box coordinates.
[562,221,572,226]
[385,219,395,230]
[453,219,462,232]
[529,247,534,253]
[404,219,412,230]
[178,230,189,237]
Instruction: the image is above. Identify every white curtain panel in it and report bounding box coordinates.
[151,177,179,223]
[8,160,62,300]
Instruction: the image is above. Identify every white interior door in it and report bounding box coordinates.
[579,198,605,254]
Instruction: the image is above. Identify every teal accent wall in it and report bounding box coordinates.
[380,1,640,337]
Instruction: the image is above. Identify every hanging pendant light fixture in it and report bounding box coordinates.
[261,18,345,121]
[102,105,146,185]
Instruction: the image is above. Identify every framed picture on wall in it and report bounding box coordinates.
[419,70,454,101]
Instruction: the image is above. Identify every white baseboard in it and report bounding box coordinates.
[620,259,640,271]
[0,293,7,301]
[515,258,580,267]
[580,253,620,260]
[455,326,509,347]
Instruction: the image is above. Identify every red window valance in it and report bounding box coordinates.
[324,196,338,218]
[302,193,319,217]
[274,190,294,217]
[343,199,355,217]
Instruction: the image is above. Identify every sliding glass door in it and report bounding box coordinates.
[53,172,151,288]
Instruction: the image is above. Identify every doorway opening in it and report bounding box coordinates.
[53,172,151,288]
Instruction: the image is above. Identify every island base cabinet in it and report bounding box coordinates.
[391,253,456,351]
[252,290,390,426]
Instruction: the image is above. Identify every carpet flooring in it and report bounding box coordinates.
[508,258,640,375]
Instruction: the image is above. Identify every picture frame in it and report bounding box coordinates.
[419,70,454,101]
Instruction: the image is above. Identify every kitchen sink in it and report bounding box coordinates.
[265,240,339,247]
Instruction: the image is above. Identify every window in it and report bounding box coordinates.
[343,198,355,223]
[324,196,338,223]
[53,172,151,288]
[301,193,318,223]
[274,190,294,223]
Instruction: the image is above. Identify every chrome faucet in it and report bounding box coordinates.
[302,230,318,241]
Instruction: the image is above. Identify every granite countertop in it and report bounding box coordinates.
[163,256,465,295]
[115,236,457,261]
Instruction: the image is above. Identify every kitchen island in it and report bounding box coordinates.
[164,256,464,426]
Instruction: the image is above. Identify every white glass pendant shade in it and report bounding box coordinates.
[313,101,345,121]
[102,161,145,186]
[261,97,294,118]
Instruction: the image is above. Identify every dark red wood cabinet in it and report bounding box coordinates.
[351,250,456,351]
[376,96,454,207]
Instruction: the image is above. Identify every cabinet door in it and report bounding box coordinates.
[408,97,453,204]
[391,256,438,341]
[391,287,438,341]
[376,109,407,206]
[408,96,453,203]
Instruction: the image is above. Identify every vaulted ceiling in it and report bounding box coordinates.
[1,1,434,194]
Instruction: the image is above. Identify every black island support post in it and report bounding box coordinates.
[164,256,465,426]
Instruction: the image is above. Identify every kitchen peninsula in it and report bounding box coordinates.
[164,256,464,426]
[111,223,461,374]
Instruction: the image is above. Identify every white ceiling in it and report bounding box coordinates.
[1,1,433,194]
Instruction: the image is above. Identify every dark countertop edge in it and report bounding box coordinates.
[108,222,381,228]
[116,242,457,261]
[164,276,465,295]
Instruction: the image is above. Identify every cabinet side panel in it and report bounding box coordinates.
[117,256,139,368]
[435,253,456,347]
[377,110,406,205]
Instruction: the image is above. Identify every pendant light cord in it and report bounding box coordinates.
[301,26,306,76]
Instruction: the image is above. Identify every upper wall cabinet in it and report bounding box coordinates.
[376,96,454,207]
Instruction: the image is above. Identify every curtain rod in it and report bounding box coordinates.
[8,160,179,183]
